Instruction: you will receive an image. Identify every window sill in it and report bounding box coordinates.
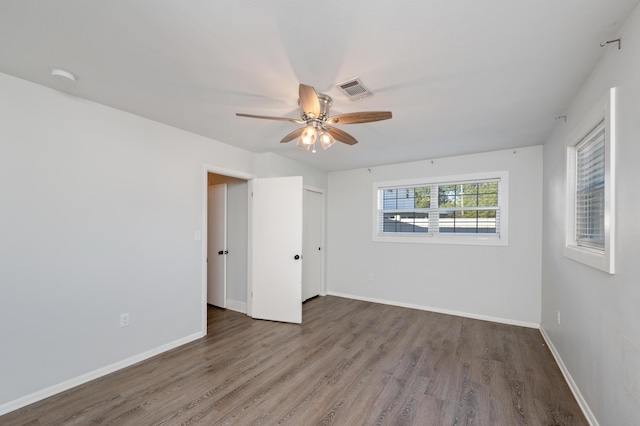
[374,233,506,246]
[563,244,614,274]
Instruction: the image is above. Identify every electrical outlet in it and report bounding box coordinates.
[368,273,374,281]
[556,310,561,325]
[120,313,130,328]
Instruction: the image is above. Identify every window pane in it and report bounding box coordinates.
[414,187,430,208]
[477,210,497,233]
[438,210,497,234]
[383,188,399,209]
[461,194,478,207]
[576,189,604,246]
[437,183,499,208]
[383,187,430,209]
[438,185,458,207]
[383,212,428,233]
[438,211,457,233]
[477,182,499,207]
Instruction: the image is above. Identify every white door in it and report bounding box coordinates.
[249,176,302,323]
[302,189,323,301]
[207,183,227,307]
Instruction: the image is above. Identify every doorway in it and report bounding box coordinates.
[204,170,251,332]
[201,169,326,332]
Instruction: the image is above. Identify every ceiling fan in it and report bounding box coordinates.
[236,84,392,153]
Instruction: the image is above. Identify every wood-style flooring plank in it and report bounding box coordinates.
[0,296,587,425]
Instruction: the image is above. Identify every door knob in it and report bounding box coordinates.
[218,250,224,255]
[294,254,300,260]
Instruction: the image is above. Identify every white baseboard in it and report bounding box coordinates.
[226,299,247,314]
[0,331,205,417]
[326,291,540,329]
[539,327,599,426]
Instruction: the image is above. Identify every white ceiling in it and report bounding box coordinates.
[1,1,638,171]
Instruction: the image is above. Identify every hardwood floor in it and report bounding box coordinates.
[1,296,587,425]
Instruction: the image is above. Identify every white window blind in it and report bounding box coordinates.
[575,122,605,251]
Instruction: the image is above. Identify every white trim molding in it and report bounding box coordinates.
[226,299,247,314]
[327,291,537,329]
[0,332,204,417]
[540,327,600,426]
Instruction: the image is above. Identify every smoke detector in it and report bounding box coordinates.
[50,68,76,84]
[336,78,372,100]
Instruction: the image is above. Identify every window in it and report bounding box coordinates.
[373,171,508,246]
[564,88,615,274]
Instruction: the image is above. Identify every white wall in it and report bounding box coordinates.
[0,72,327,412]
[255,151,328,190]
[541,3,640,424]
[327,146,543,325]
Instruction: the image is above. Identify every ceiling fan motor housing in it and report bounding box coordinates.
[299,93,332,122]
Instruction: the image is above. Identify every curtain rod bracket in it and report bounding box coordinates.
[600,38,621,50]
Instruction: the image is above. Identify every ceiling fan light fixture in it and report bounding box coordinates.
[300,125,317,146]
[319,130,336,150]
[296,138,312,151]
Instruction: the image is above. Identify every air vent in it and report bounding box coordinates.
[336,78,372,100]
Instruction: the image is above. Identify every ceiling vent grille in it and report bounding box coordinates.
[336,78,372,100]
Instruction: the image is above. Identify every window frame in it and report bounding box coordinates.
[564,88,616,274]
[372,171,509,246]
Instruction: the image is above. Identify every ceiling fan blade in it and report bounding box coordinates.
[327,111,392,124]
[236,113,303,124]
[280,127,305,143]
[298,84,321,118]
[324,126,358,145]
